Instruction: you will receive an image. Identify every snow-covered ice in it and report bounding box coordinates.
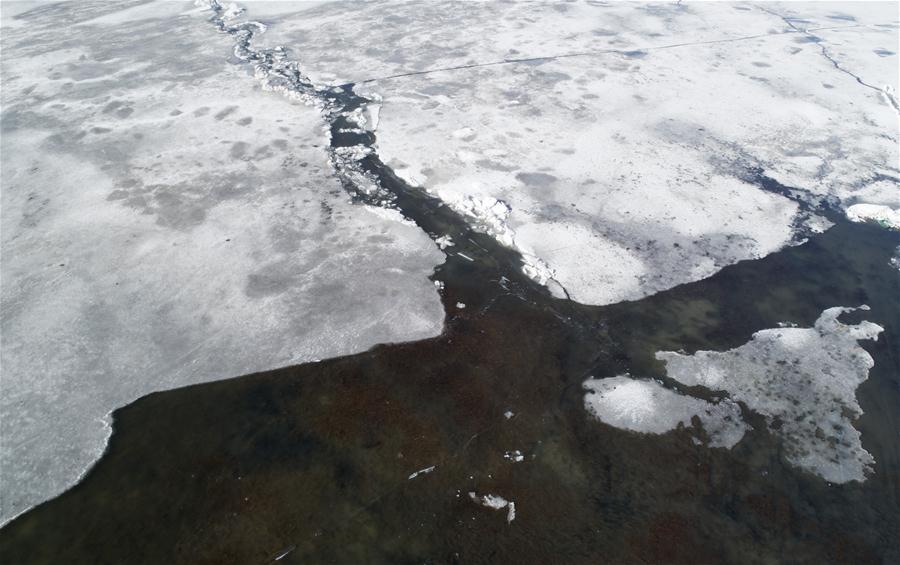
[245,1,898,304]
[0,1,443,525]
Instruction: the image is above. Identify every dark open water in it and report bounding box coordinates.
[2,6,899,564]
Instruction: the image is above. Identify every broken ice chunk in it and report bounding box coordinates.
[408,465,436,480]
[434,235,455,249]
[468,492,516,523]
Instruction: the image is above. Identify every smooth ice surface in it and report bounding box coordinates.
[657,307,884,483]
[0,1,443,524]
[244,1,899,304]
[583,376,748,448]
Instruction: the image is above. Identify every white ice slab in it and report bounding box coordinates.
[0,1,443,525]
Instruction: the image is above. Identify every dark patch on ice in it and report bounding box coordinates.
[475,159,516,172]
[230,141,248,159]
[516,172,558,187]
[244,263,299,298]
[236,116,253,126]
[253,145,274,160]
[873,48,895,57]
[214,106,238,121]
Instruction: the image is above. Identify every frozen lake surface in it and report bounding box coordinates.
[1,0,898,562]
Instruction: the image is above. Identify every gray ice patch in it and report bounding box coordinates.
[657,306,882,483]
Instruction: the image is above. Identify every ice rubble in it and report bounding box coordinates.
[246,1,899,304]
[585,307,884,483]
[0,2,443,525]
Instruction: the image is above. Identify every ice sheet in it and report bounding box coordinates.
[0,0,443,525]
[246,1,898,303]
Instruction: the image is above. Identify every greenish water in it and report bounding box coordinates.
[1,219,897,564]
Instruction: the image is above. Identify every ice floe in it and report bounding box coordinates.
[0,1,443,525]
[657,306,883,484]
